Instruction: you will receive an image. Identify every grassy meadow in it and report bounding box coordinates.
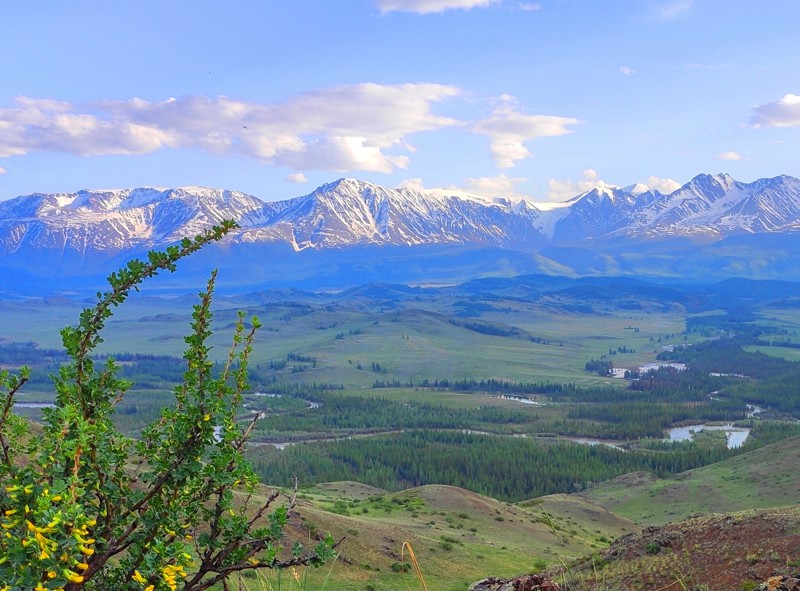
[0,286,692,392]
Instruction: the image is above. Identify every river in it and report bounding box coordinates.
[666,423,750,448]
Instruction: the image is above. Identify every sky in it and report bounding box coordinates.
[1,0,799,204]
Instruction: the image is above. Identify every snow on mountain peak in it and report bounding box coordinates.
[2,173,800,270]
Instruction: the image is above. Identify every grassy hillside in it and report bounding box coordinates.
[580,435,800,525]
[257,483,637,591]
[0,283,693,390]
[252,431,800,591]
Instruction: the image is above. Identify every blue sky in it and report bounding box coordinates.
[1,0,799,203]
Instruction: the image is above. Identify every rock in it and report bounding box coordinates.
[758,575,800,591]
[468,574,560,591]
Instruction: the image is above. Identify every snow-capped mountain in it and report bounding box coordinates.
[243,178,547,250]
[0,187,267,258]
[1,173,800,287]
[550,184,663,242]
[619,173,800,238]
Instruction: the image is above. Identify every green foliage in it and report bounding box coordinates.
[247,390,530,441]
[645,542,662,555]
[247,429,741,502]
[0,222,335,591]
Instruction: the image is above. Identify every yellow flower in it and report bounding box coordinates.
[203,413,210,422]
[63,569,85,583]
[132,570,147,584]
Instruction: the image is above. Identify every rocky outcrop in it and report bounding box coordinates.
[468,574,560,591]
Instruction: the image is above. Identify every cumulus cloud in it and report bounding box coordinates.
[473,96,579,168]
[0,84,461,172]
[285,172,308,183]
[398,174,531,201]
[376,0,499,14]
[547,170,681,202]
[462,173,527,197]
[716,151,742,161]
[0,96,174,158]
[645,175,681,194]
[398,177,427,191]
[751,93,800,128]
[619,66,635,75]
[0,166,6,174]
[547,169,615,202]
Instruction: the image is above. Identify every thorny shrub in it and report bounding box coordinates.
[0,222,336,591]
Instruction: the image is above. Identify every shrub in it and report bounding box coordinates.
[0,223,335,590]
[645,542,662,555]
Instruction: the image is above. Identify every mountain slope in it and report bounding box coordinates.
[2,173,800,287]
[579,435,800,525]
[618,173,800,239]
[281,482,636,591]
[239,178,548,250]
[551,184,662,242]
[0,186,267,264]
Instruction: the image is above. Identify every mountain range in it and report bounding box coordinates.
[1,173,799,290]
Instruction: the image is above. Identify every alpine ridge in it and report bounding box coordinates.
[1,173,800,288]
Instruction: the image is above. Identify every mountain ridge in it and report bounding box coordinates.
[2,173,800,288]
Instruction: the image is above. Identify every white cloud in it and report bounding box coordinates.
[398,174,531,201]
[547,169,615,202]
[0,96,173,158]
[472,96,579,168]
[751,93,800,128]
[656,0,694,20]
[716,151,742,161]
[517,2,542,10]
[398,177,427,191]
[645,176,681,194]
[547,170,681,202]
[0,84,461,172]
[376,0,499,14]
[285,172,307,183]
[462,173,527,197]
[0,166,6,174]
[619,66,635,75]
